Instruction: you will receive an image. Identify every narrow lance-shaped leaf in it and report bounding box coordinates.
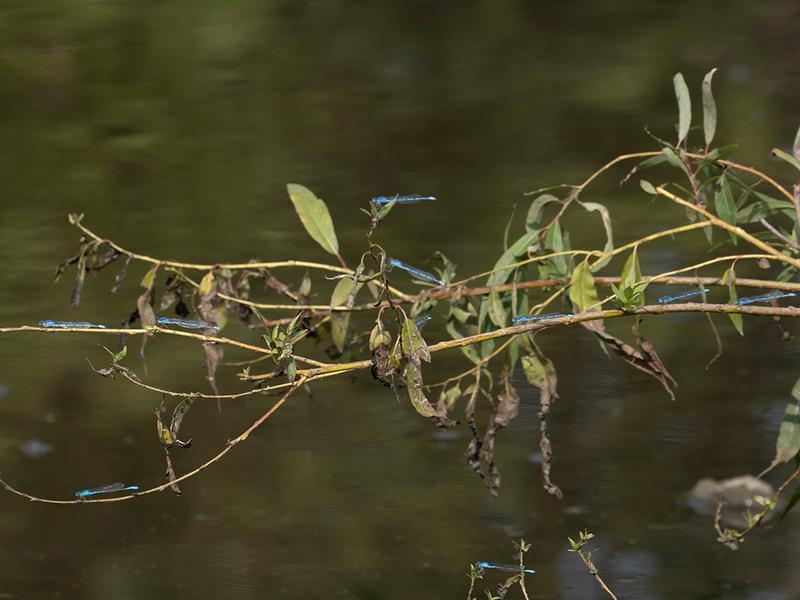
[525,193,561,234]
[141,264,159,290]
[779,484,800,522]
[489,287,507,328]
[446,321,481,365]
[622,248,641,287]
[673,72,692,145]
[287,183,340,256]
[765,376,800,474]
[702,68,718,148]
[521,346,562,498]
[714,174,738,243]
[569,261,599,313]
[400,315,430,363]
[794,124,800,162]
[640,179,657,195]
[199,271,215,296]
[735,191,795,223]
[479,230,537,332]
[437,384,462,413]
[405,359,443,418]
[478,371,520,495]
[368,323,391,351]
[544,222,569,277]
[722,266,744,335]
[502,204,517,251]
[578,201,614,270]
[771,147,800,173]
[662,147,691,178]
[330,277,355,352]
[612,247,647,310]
[137,262,159,329]
[486,230,538,287]
[579,201,613,254]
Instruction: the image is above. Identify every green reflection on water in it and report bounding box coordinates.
[1,1,800,598]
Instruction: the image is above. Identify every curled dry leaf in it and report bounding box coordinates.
[477,371,520,496]
[522,348,563,498]
[583,320,677,400]
[169,398,195,448]
[405,357,445,419]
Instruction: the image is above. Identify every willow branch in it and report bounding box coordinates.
[0,324,331,368]
[73,218,415,302]
[451,274,800,300]
[244,303,800,381]
[115,369,343,400]
[573,548,618,600]
[655,186,800,271]
[715,465,800,550]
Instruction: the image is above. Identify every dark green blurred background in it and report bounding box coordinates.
[1,1,800,598]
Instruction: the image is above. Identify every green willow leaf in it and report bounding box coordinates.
[579,201,614,270]
[794,124,800,162]
[330,277,354,307]
[199,271,215,296]
[439,384,462,411]
[771,148,800,173]
[714,174,737,243]
[287,183,340,256]
[640,179,656,195]
[613,248,647,310]
[620,248,642,290]
[579,202,612,253]
[569,262,599,313]
[771,377,800,471]
[722,266,744,336]
[140,265,159,289]
[331,314,349,352]
[630,154,668,179]
[489,287,507,328]
[502,204,517,251]
[368,324,391,351]
[673,72,692,144]
[480,230,538,330]
[330,277,356,352]
[736,191,795,223]
[114,346,128,363]
[400,315,430,363]
[702,68,718,148]
[662,147,690,177]
[405,360,442,418]
[508,336,521,373]
[544,222,569,278]
[521,351,556,390]
[779,484,800,522]
[525,194,561,234]
[446,321,481,365]
[487,230,538,287]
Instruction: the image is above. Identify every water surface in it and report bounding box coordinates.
[1,2,800,598]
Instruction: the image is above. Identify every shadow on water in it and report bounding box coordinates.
[1,1,800,598]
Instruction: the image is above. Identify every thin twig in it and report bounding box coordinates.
[0,324,330,367]
[574,549,618,600]
[242,302,800,381]
[759,218,800,250]
[72,218,415,302]
[655,186,800,271]
[0,378,307,504]
[715,465,800,550]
